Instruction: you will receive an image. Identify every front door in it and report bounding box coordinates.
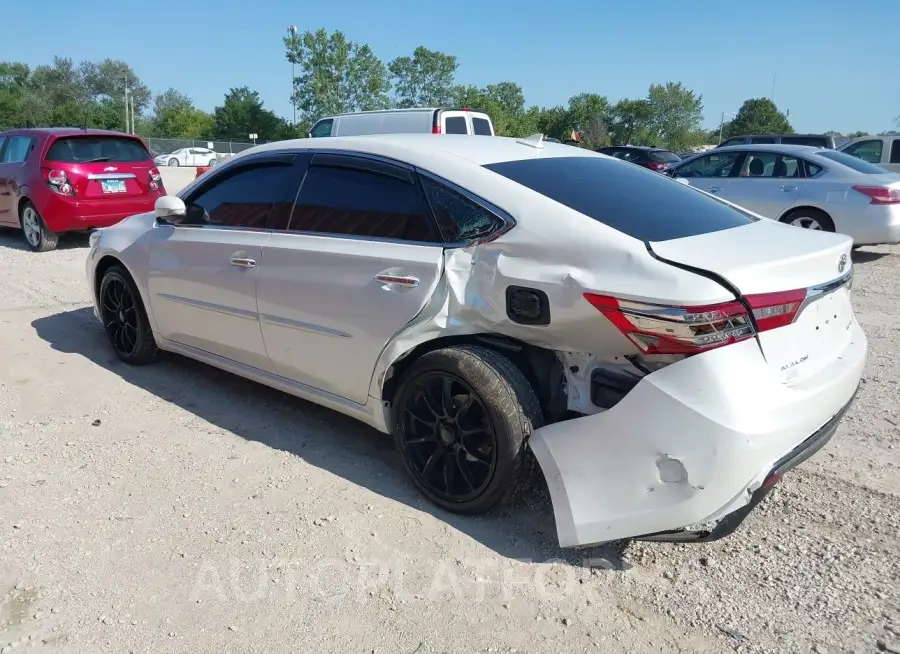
[256,152,444,404]
[146,153,301,371]
[673,150,742,200]
[721,151,806,218]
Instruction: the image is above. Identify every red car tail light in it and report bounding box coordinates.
[149,167,161,192]
[852,185,900,205]
[645,162,667,171]
[43,168,74,196]
[583,290,805,355]
[432,125,442,134]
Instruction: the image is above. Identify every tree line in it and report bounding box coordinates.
[2,30,896,149]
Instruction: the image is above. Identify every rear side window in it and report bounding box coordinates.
[0,135,33,163]
[290,165,439,242]
[420,176,505,243]
[472,117,492,136]
[749,137,777,144]
[183,163,295,229]
[648,150,681,163]
[719,137,748,147]
[444,117,468,134]
[781,136,826,147]
[890,139,900,164]
[46,136,150,163]
[816,150,887,174]
[484,156,755,242]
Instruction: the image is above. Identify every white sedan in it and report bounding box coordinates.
[154,147,218,168]
[86,134,866,548]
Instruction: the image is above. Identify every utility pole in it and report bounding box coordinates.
[718,111,735,144]
[771,70,777,103]
[288,25,298,125]
[124,87,130,133]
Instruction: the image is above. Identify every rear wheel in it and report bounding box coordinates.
[98,265,160,365]
[167,158,179,167]
[393,345,541,514]
[780,208,835,232]
[20,202,58,252]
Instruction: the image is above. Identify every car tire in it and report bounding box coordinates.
[780,208,835,232]
[167,158,179,167]
[98,265,160,365]
[19,201,59,252]
[393,344,542,514]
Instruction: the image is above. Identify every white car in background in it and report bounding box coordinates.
[86,134,865,548]
[154,147,218,168]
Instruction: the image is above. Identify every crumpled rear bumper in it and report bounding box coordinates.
[529,322,866,548]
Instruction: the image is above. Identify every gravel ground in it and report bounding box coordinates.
[0,228,897,654]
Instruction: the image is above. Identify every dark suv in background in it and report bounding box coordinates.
[596,145,682,172]
[717,134,846,149]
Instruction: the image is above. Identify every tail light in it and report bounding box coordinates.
[645,162,667,171]
[149,167,161,192]
[43,168,74,196]
[583,289,805,355]
[852,185,900,205]
[432,125,442,134]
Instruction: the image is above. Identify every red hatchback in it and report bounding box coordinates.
[0,128,166,252]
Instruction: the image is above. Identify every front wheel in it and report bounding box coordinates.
[393,344,542,514]
[98,265,160,365]
[20,202,58,252]
[167,158,179,167]
[780,208,835,232]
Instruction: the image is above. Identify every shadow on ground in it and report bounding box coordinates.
[31,307,627,569]
[0,228,90,251]
[852,248,891,264]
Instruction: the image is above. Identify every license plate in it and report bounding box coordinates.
[101,179,127,194]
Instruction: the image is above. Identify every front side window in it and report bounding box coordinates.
[310,119,333,138]
[817,149,888,174]
[183,163,295,228]
[0,136,32,164]
[739,153,801,178]
[420,176,505,243]
[890,139,900,164]
[675,152,741,178]
[719,137,748,147]
[290,165,438,242]
[842,139,883,164]
[484,155,755,242]
[45,136,150,163]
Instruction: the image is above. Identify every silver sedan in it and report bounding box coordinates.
[671,144,900,245]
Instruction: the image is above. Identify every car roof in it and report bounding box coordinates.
[713,143,827,154]
[1,127,138,138]
[603,145,669,151]
[321,108,490,119]
[246,133,600,168]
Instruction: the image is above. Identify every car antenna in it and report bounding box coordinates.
[516,133,545,149]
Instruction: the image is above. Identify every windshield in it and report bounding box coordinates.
[816,150,888,174]
[45,136,151,163]
[648,150,681,163]
[484,156,755,242]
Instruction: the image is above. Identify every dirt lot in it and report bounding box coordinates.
[1,229,898,654]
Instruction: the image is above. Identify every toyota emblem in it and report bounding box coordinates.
[838,253,848,274]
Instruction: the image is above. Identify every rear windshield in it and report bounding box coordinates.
[648,150,681,163]
[815,150,887,174]
[472,117,492,136]
[781,136,827,147]
[484,156,755,242]
[45,136,151,163]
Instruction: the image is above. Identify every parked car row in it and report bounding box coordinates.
[153,146,219,168]
[86,133,866,549]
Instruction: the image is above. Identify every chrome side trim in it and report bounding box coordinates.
[156,293,257,320]
[794,269,853,321]
[259,313,351,338]
[88,173,137,180]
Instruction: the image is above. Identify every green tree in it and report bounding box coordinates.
[0,62,31,129]
[608,99,652,145]
[533,105,571,141]
[80,58,151,115]
[645,82,704,150]
[285,28,390,121]
[726,98,793,138]
[149,88,214,138]
[389,47,457,108]
[567,93,611,149]
[212,86,288,140]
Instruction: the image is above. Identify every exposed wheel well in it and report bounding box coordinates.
[94,255,126,303]
[381,334,568,423]
[17,197,32,220]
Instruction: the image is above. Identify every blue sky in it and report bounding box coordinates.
[4,0,897,134]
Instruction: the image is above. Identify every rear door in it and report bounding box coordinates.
[146,153,300,371]
[43,135,155,200]
[719,150,807,218]
[440,110,470,135]
[0,135,10,225]
[0,134,34,227]
[256,152,444,403]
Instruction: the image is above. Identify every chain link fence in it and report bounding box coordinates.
[141,137,276,156]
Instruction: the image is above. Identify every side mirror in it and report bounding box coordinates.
[675,176,691,186]
[155,195,186,222]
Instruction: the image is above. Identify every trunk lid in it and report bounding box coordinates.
[43,135,155,199]
[649,219,855,385]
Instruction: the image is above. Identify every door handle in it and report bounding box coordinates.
[230,257,257,268]
[779,185,798,192]
[705,186,722,193]
[375,274,419,288]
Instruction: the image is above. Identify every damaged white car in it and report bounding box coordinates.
[86,133,867,548]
